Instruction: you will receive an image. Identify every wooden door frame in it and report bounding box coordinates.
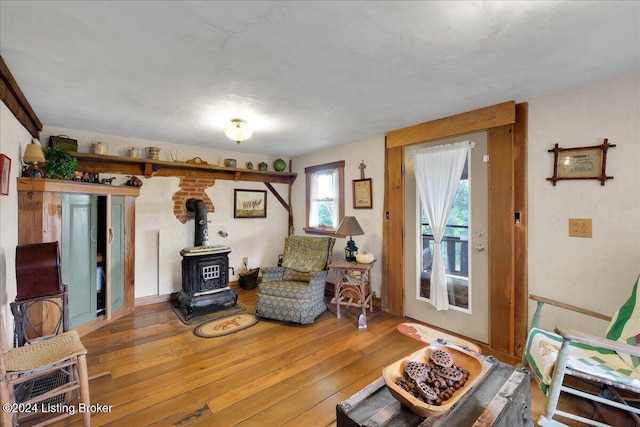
[382,101,528,357]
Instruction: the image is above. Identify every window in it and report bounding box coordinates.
[305,160,344,235]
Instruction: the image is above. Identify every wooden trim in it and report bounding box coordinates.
[383,145,404,315]
[304,160,345,174]
[17,178,141,196]
[0,56,42,137]
[383,101,526,356]
[386,101,515,149]
[513,102,529,358]
[304,160,345,232]
[487,124,515,354]
[123,196,136,315]
[135,293,175,307]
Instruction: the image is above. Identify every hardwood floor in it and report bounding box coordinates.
[18,283,633,426]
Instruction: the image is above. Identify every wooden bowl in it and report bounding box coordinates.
[382,344,489,417]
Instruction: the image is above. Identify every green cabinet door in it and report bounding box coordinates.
[110,196,125,313]
[62,194,97,328]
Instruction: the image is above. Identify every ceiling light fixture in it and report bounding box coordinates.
[224,118,253,144]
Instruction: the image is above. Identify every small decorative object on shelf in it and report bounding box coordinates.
[224,158,237,167]
[126,176,143,187]
[186,156,207,165]
[547,138,616,186]
[273,158,286,172]
[146,146,160,160]
[245,161,253,169]
[258,162,268,171]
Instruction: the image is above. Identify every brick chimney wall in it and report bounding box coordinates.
[173,177,216,224]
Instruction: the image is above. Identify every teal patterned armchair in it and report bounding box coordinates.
[256,235,335,324]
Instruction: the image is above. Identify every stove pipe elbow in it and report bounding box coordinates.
[186,198,208,246]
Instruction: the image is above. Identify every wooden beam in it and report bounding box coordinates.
[0,55,42,137]
[383,144,404,315]
[386,101,515,149]
[513,102,529,359]
[488,124,515,354]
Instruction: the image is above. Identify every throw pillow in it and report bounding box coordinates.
[606,274,640,370]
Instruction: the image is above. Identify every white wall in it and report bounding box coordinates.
[0,101,32,342]
[528,74,640,334]
[40,127,289,298]
[291,135,386,296]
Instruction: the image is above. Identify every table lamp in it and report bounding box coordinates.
[336,216,364,262]
[22,139,46,178]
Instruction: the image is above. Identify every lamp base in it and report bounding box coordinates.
[344,238,358,262]
[22,163,44,178]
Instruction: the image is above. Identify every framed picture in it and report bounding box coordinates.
[547,139,615,186]
[353,178,372,209]
[234,189,267,218]
[0,154,11,196]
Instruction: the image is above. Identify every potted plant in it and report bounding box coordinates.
[44,147,78,180]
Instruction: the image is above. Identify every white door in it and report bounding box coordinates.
[403,131,489,343]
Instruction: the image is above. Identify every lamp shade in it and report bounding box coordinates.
[336,216,364,237]
[224,119,253,144]
[23,141,46,163]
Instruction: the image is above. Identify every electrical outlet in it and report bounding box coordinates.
[568,218,592,238]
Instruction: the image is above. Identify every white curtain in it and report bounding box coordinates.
[412,141,473,310]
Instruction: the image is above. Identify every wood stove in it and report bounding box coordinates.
[176,245,238,320]
[175,198,238,321]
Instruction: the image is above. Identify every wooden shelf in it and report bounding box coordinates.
[69,152,297,185]
[17,177,141,196]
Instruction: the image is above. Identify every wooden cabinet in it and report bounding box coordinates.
[17,178,139,333]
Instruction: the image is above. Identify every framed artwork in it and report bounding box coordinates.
[234,189,267,218]
[547,139,615,186]
[0,154,11,196]
[353,178,372,209]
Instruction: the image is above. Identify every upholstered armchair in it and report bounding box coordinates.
[256,235,335,324]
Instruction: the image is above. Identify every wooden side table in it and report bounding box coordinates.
[329,260,376,322]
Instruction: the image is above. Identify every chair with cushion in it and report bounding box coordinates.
[523,274,640,426]
[256,235,335,324]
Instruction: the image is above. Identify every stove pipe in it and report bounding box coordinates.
[186,198,208,246]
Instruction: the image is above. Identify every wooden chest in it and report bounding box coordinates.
[337,356,532,427]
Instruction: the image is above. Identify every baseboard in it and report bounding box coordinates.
[135,293,177,307]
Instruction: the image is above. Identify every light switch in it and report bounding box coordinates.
[568,218,592,238]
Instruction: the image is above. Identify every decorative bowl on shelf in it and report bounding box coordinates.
[382,344,489,417]
[223,158,237,167]
[273,158,286,172]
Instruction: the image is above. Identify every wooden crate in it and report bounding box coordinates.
[337,356,532,427]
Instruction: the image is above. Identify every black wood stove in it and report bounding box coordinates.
[175,198,238,320]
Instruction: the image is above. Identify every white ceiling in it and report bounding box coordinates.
[1,1,639,157]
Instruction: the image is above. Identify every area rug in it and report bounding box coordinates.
[397,322,482,353]
[193,313,258,338]
[172,303,246,325]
